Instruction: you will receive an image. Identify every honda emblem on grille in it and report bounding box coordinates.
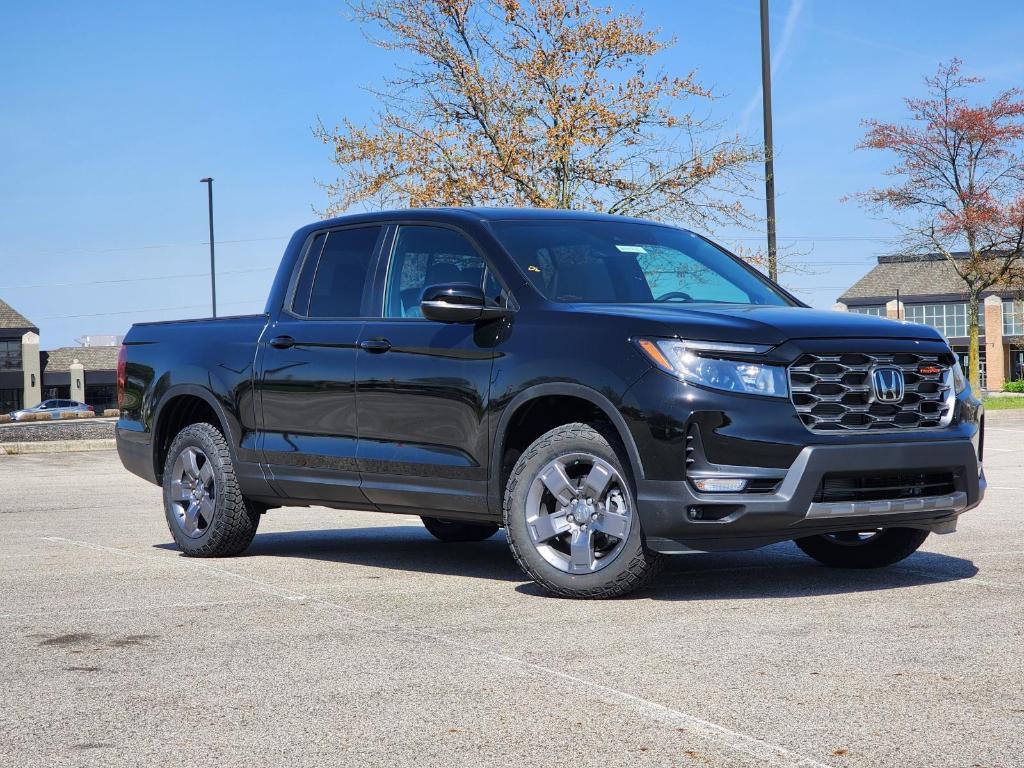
[871,366,905,403]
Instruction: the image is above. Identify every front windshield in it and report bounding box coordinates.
[490,220,791,306]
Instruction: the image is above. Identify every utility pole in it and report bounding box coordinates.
[200,177,217,318]
[760,0,778,282]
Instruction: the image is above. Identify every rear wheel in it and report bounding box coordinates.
[421,516,499,542]
[162,422,260,556]
[794,527,929,568]
[504,423,662,599]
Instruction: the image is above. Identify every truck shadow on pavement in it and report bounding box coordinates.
[157,526,981,600]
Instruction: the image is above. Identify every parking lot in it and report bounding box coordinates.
[1,419,1021,768]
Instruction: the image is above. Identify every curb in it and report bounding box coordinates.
[985,409,1024,422]
[0,439,117,455]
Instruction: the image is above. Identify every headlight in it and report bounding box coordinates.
[938,335,968,395]
[635,338,788,398]
[951,360,967,394]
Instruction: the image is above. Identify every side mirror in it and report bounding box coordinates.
[420,283,509,323]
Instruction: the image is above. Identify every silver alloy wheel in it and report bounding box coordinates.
[524,452,633,574]
[824,530,883,546]
[168,446,216,539]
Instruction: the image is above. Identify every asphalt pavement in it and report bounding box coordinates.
[1,417,1021,767]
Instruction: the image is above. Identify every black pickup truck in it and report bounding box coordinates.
[116,208,985,598]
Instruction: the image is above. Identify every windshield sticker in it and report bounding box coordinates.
[615,245,647,254]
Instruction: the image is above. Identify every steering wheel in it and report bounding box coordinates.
[655,291,694,303]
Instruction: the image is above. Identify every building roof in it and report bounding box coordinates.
[0,298,37,331]
[839,252,1017,304]
[41,345,120,372]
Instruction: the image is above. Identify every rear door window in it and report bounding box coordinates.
[293,227,382,318]
[290,232,327,316]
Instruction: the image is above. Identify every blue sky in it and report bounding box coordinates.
[3,0,1024,347]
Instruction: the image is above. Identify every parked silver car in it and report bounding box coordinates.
[9,399,93,421]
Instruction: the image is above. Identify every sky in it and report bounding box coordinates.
[4,0,1024,348]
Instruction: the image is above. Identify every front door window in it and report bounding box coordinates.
[384,226,488,318]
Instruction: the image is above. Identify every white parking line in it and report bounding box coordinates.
[39,535,834,768]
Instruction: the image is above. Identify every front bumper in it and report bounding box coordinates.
[636,439,985,553]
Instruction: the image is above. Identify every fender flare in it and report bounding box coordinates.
[150,384,239,478]
[490,382,646,488]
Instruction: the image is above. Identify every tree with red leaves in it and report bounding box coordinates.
[853,59,1024,389]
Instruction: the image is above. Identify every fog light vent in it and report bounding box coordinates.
[685,427,696,468]
[691,477,748,493]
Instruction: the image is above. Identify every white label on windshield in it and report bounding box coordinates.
[615,245,647,253]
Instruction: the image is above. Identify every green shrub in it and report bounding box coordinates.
[1004,379,1024,393]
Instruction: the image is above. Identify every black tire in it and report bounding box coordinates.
[794,527,929,568]
[162,422,260,557]
[504,422,663,599]
[421,516,499,542]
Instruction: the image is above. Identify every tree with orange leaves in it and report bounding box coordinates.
[315,0,759,233]
[854,58,1024,389]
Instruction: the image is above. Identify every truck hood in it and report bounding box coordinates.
[569,303,944,346]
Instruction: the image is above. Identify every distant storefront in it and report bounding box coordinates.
[0,297,119,413]
[40,346,119,411]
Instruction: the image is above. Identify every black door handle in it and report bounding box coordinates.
[269,335,295,349]
[359,338,392,353]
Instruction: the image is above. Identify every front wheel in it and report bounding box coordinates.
[504,423,662,599]
[795,527,929,568]
[162,422,261,557]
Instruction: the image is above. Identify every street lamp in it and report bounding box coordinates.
[200,177,217,318]
[760,0,778,283]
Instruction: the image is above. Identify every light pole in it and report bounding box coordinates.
[200,177,217,318]
[760,0,778,282]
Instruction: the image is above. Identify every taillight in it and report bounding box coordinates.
[116,344,127,408]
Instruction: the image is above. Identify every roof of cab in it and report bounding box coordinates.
[304,206,671,234]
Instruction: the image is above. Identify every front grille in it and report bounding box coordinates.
[789,352,952,432]
[814,471,958,503]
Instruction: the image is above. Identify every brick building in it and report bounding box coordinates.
[835,253,1023,391]
[0,298,119,413]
